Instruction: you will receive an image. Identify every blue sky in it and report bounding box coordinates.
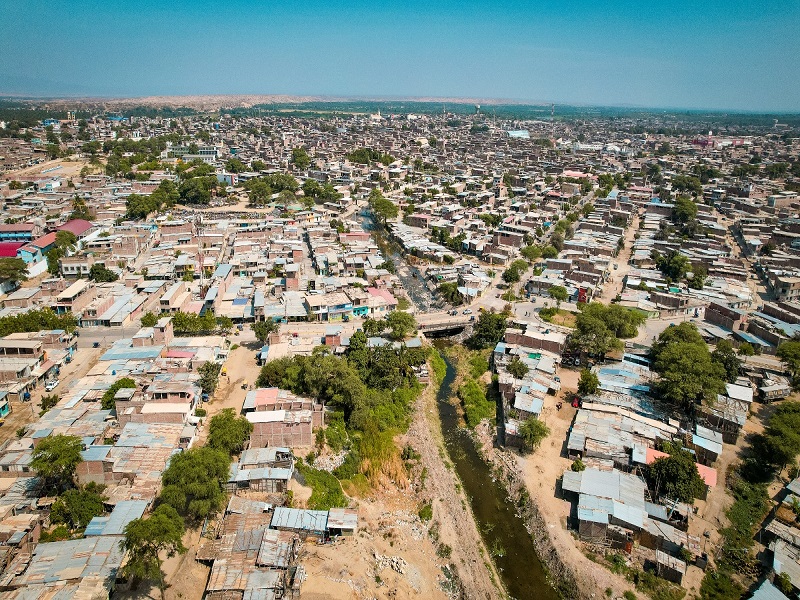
[2,0,799,111]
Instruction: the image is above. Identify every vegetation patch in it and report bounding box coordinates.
[297,463,348,510]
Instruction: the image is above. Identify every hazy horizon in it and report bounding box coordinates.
[3,0,800,112]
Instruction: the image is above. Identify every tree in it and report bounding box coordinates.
[646,444,705,503]
[541,245,558,259]
[0,258,28,285]
[502,265,522,284]
[570,315,621,357]
[121,504,186,600]
[777,341,800,388]
[140,312,159,327]
[245,178,272,206]
[653,341,727,411]
[672,196,697,224]
[549,285,568,309]
[466,310,509,350]
[711,340,741,383]
[224,158,246,173]
[253,319,279,343]
[51,483,106,529]
[362,318,386,337]
[251,160,266,172]
[198,362,222,395]
[207,408,253,456]
[738,342,755,356]
[578,369,599,396]
[89,263,119,282]
[159,446,229,522]
[386,311,416,340]
[755,402,800,470]
[438,282,463,305]
[507,356,529,379]
[368,189,398,225]
[520,245,542,262]
[30,434,82,493]
[102,377,137,410]
[69,196,92,220]
[291,147,311,170]
[518,417,550,453]
[689,264,708,290]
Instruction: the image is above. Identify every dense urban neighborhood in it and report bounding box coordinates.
[0,98,799,600]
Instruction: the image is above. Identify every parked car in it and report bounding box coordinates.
[92,341,100,348]
[463,309,473,315]
[45,380,59,392]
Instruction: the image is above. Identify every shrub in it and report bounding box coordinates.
[418,502,433,521]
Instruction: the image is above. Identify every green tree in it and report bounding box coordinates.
[438,282,463,305]
[0,257,28,284]
[69,196,92,220]
[89,263,119,282]
[466,310,509,350]
[755,402,800,470]
[738,342,755,356]
[777,341,800,388]
[578,369,599,396]
[30,434,83,493]
[570,315,621,357]
[251,159,266,172]
[507,356,529,379]
[689,264,708,290]
[518,417,550,453]
[549,285,568,309]
[121,504,186,600]
[198,362,222,395]
[140,312,159,327]
[646,444,705,503]
[368,189,398,225]
[520,245,542,262]
[386,311,416,340]
[245,178,272,206]
[672,194,699,226]
[207,408,254,456]
[711,340,741,383]
[51,483,107,529]
[101,377,137,410]
[253,319,279,343]
[291,147,311,170]
[159,446,229,523]
[224,158,246,173]
[541,245,558,259]
[653,340,727,411]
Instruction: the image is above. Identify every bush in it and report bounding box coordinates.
[297,463,348,510]
[194,408,207,417]
[457,379,495,428]
[468,354,490,379]
[418,502,433,521]
[571,459,586,472]
[430,351,447,383]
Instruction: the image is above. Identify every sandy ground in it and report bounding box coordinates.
[0,345,103,445]
[598,212,640,303]
[516,366,639,598]
[3,157,90,180]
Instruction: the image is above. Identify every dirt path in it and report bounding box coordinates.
[599,211,640,303]
[404,372,504,600]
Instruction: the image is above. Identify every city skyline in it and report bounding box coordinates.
[2,0,800,112]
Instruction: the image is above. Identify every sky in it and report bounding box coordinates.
[2,0,799,112]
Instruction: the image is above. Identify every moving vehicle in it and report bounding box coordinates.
[45,380,59,392]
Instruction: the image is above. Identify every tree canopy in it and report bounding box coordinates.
[650,323,727,411]
[253,319,279,343]
[121,504,186,599]
[207,409,253,456]
[777,341,800,388]
[101,377,136,410]
[578,369,599,396]
[466,310,509,350]
[51,483,106,529]
[646,444,705,503]
[368,189,398,225]
[0,258,28,284]
[31,434,83,493]
[519,417,550,453]
[385,311,416,340]
[89,263,119,282]
[159,447,229,523]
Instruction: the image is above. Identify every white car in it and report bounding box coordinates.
[463,309,473,315]
[44,380,59,392]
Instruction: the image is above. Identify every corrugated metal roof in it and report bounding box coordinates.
[270,507,328,533]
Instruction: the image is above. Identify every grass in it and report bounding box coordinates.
[430,350,447,384]
[297,463,348,510]
[538,307,577,328]
[457,379,495,428]
[468,352,490,379]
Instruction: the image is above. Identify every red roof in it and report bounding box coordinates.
[57,219,93,237]
[28,232,57,250]
[0,242,24,257]
[0,223,34,233]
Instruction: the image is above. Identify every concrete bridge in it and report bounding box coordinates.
[416,311,474,334]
